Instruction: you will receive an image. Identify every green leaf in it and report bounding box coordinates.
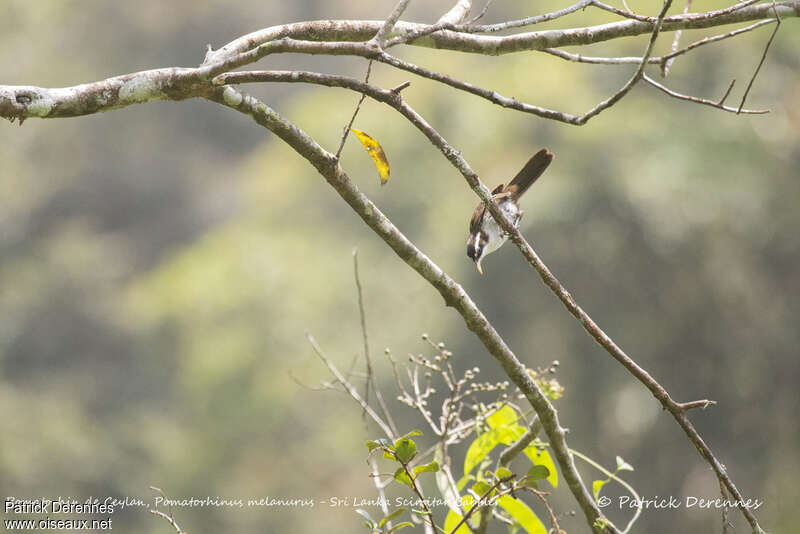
[616,455,634,472]
[388,522,414,533]
[593,479,609,499]
[495,466,513,480]
[498,425,526,444]
[394,438,417,464]
[472,480,493,497]
[394,467,413,487]
[464,426,521,476]
[487,405,518,429]
[399,429,423,440]
[526,464,550,482]
[444,510,471,534]
[496,496,547,534]
[523,447,558,488]
[355,508,376,528]
[464,432,497,476]
[414,461,440,475]
[366,439,390,452]
[594,517,611,529]
[379,508,406,528]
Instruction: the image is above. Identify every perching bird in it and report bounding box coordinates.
[466,149,554,274]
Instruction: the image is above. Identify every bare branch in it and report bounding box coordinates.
[675,399,718,411]
[660,18,777,65]
[521,487,563,534]
[307,333,396,440]
[542,19,778,66]
[575,0,674,124]
[438,0,473,24]
[353,247,399,437]
[372,0,412,48]
[466,0,494,25]
[643,73,769,114]
[591,0,655,22]
[738,3,782,113]
[718,79,737,105]
[201,1,799,64]
[149,487,186,534]
[498,417,542,466]
[447,478,506,534]
[335,60,373,160]
[662,0,693,77]
[465,0,592,33]
[149,510,185,534]
[2,4,795,124]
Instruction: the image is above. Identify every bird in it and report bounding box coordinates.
[466,148,554,274]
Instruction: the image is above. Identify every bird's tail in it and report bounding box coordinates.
[505,148,554,200]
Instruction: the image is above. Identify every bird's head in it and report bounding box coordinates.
[467,232,487,275]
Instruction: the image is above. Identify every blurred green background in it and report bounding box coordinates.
[1,1,798,533]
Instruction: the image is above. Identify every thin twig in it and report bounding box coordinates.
[718,79,736,105]
[591,0,656,22]
[149,487,185,534]
[675,399,718,411]
[738,2,782,113]
[541,19,777,66]
[149,510,185,534]
[466,0,494,24]
[570,449,643,534]
[520,487,563,534]
[464,0,592,32]
[370,457,391,518]
[447,479,506,534]
[335,60,373,160]
[662,0,692,77]
[576,0,674,124]
[720,479,733,534]
[353,247,399,437]
[307,332,396,440]
[643,73,769,114]
[660,18,777,64]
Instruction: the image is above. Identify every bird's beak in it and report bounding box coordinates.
[475,259,484,275]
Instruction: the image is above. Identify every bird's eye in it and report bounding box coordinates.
[467,243,475,259]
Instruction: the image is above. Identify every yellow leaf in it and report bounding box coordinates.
[351,128,390,185]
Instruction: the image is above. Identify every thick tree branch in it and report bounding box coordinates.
[3,2,794,124]
[202,1,798,63]
[0,68,211,123]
